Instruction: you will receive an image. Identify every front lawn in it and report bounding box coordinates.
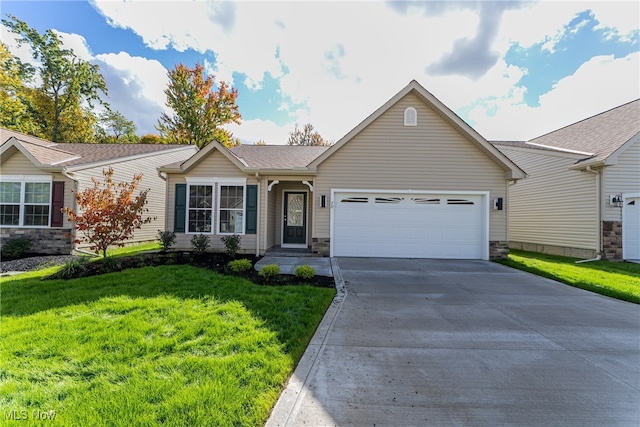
[0,265,335,426]
[497,249,640,303]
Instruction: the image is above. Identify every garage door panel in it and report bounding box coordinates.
[333,192,486,259]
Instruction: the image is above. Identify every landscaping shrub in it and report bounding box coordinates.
[190,234,210,255]
[98,256,123,274]
[157,230,176,252]
[56,258,88,279]
[1,237,32,260]
[295,265,316,280]
[258,264,280,284]
[228,258,252,274]
[221,234,241,258]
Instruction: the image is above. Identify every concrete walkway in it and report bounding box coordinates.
[255,256,333,277]
[267,258,640,426]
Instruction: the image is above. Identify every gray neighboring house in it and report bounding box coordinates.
[494,99,640,261]
[160,80,525,260]
[0,128,197,255]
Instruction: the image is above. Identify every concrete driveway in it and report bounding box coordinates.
[267,258,640,426]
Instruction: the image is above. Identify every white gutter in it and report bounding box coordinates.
[577,166,602,263]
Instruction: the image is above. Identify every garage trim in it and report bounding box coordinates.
[330,189,490,259]
[622,192,640,261]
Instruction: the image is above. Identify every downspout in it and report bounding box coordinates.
[255,172,260,257]
[576,166,602,263]
[61,169,97,257]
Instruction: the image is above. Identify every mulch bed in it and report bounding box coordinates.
[42,252,335,288]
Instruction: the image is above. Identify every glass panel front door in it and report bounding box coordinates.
[283,192,306,245]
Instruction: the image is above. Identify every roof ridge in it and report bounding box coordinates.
[22,140,78,157]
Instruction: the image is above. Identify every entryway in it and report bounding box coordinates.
[282,191,307,248]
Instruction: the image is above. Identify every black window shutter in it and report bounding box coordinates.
[174,184,186,233]
[51,181,65,227]
[245,185,257,234]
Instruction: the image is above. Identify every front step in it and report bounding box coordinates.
[265,247,313,257]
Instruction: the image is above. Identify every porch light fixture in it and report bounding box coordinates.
[609,194,622,206]
[321,195,327,208]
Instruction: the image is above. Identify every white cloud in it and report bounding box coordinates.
[89,0,496,141]
[500,1,639,52]
[53,31,93,61]
[94,52,170,135]
[227,118,291,145]
[7,1,638,145]
[468,52,640,141]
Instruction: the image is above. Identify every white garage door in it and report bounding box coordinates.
[332,191,487,259]
[623,194,640,261]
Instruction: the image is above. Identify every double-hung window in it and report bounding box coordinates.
[0,176,52,227]
[218,183,245,234]
[183,178,246,235]
[187,183,213,233]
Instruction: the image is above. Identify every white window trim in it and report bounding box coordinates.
[185,180,215,234]
[0,177,53,228]
[404,107,417,126]
[183,178,247,235]
[217,179,247,235]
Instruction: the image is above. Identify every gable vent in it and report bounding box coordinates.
[404,107,417,126]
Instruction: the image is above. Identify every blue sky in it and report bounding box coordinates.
[2,0,638,143]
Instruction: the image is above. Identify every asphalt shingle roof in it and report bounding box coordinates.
[228,145,329,169]
[1,128,190,167]
[527,99,640,162]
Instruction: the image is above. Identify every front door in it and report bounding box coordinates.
[283,192,307,246]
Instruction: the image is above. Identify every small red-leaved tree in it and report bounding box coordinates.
[64,167,153,257]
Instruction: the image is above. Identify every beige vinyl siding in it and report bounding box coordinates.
[166,150,257,252]
[603,139,640,221]
[314,93,507,240]
[72,149,194,246]
[500,146,598,251]
[0,151,74,225]
[265,185,277,249]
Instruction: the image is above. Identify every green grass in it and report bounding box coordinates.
[106,241,161,257]
[0,266,335,426]
[497,249,640,303]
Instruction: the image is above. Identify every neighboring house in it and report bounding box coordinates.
[494,99,640,261]
[159,80,525,260]
[0,128,197,255]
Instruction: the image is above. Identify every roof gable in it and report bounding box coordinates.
[308,80,525,180]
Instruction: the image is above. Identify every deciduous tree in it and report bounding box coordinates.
[156,63,241,149]
[64,167,153,258]
[2,15,108,142]
[287,123,330,146]
[95,109,138,143]
[0,42,39,135]
[138,133,166,144]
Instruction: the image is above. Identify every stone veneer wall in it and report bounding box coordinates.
[0,228,73,255]
[312,238,330,257]
[489,241,509,260]
[509,241,597,260]
[602,221,622,261]
[313,237,509,260]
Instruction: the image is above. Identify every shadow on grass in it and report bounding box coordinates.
[1,265,336,359]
